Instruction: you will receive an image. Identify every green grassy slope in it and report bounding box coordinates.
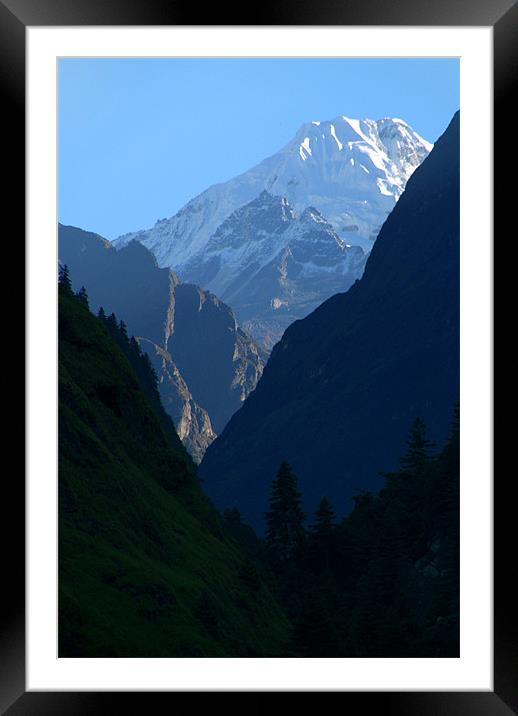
[59,286,288,657]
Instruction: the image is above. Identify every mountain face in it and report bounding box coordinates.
[113,116,431,344]
[115,115,431,261]
[184,191,367,347]
[59,225,266,462]
[200,112,460,531]
[59,286,288,656]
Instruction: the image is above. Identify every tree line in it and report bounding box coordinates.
[59,264,192,460]
[60,263,459,657]
[228,410,459,657]
[60,263,159,400]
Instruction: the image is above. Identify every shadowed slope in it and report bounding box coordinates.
[59,286,288,656]
[200,112,460,531]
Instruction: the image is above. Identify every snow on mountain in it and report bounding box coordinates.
[183,190,366,347]
[115,115,431,261]
[113,115,431,345]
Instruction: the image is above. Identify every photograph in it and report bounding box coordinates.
[0,5,505,708]
[57,56,460,659]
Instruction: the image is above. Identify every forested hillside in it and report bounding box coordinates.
[58,272,288,657]
[257,413,459,657]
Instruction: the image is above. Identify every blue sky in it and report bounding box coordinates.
[58,57,459,240]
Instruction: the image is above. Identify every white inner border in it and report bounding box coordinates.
[26,26,493,691]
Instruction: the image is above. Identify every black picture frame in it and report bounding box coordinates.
[2,0,506,711]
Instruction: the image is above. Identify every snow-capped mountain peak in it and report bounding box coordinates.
[113,114,432,345]
[114,113,431,264]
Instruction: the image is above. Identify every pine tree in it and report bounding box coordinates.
[265,461,306,564]
[119,319,129,344]
[310,497,336,572]
[379,417,435,560]
[400,417,435,473]
[106,312,118,335]
[58,263,73,294]
[129,335,140,358]
[76,285,89,308]
[97,306,107,322]
[311,497,335,537]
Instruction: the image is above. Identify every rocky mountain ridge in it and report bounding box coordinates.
[184,190,367,346]
[59,224,265,461]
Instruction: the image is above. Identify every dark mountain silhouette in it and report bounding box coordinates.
[59,282,288,656]
[59,225,266,462]
[200,112,460,531]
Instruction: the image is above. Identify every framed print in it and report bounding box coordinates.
[1,0,507,711]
